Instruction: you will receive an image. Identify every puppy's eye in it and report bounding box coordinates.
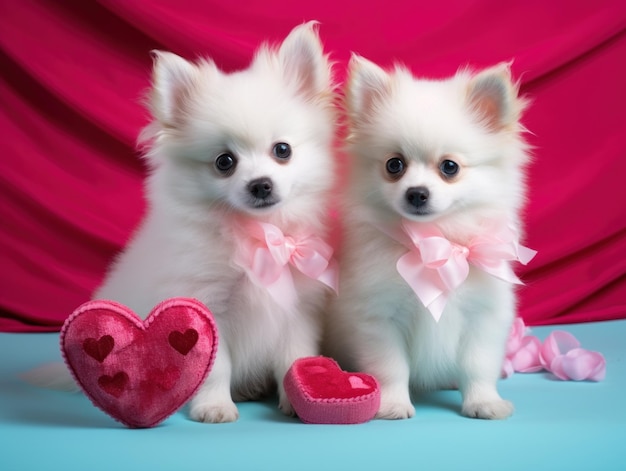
[215,152,237,174]
[273,142,292,160]
[440,159,459,178]
[385,156,406,178]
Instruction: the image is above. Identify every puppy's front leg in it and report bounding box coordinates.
[273,312,321,417]
[358,319,415,420]
[459,358,513,420]
[189,338,239,423]
[458,284,515,420]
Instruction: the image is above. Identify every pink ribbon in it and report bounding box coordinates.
[396,220,536,322]
[234,221,338,310]
[502,318,606,381]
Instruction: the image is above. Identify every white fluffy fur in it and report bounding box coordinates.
[326,56,530,420]
[94,22,337,423]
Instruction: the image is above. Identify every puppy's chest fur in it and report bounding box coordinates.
[341,221,505,389]
[177,215,324,325]
[205,221,327,398]
[99,211,325,390]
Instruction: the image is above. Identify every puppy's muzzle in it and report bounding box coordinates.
[248,177,273,199]
[405,186,429,209]
[247,177,278,209]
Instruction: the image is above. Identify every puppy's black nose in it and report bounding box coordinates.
[406,186,430,208]
[248,178,273,199]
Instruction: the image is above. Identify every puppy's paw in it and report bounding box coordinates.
[462,399,514,420]
[376,401,415,420]
[278,397,296,417]
[189,401,239,423]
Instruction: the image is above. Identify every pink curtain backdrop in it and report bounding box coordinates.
[1,1,625,332]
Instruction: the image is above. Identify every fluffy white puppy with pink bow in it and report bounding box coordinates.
[326,56,535,420]
[94,23,338,423]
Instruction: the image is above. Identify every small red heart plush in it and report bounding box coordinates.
[284,356,380,424]
[61,298,218,428]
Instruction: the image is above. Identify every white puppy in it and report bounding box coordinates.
[327,56,533,420]
[94,22,338,423]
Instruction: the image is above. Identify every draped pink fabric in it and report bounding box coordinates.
[1,1,625,332]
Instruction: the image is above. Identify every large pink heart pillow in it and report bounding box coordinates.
[61,298,218,428]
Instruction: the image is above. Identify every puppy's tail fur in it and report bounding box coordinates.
[20,362,80,392]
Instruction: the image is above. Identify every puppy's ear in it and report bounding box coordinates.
[278,21,332,96]
[346,54,392,118]
[150,51,202,126]
[466,63,522,131]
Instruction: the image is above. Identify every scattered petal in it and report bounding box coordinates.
[505,318,526,356]
[547,355,569,380]
[501,359,514,379]
[560,348,606,381]
[502,320,605,382]
[511,336,543,373]
[540,330,580,370]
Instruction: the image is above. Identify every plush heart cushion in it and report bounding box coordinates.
[284,356,380,424]
[61,298,218,428]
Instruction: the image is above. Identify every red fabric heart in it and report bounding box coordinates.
[283,356,380,424]
[61,298,218,428]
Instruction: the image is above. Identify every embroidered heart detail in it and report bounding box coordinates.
[98,372,129,398]
[83,335,115,363]
[348,375,370,390]
[61,298,218,428]
[283,356,380,424]
[168,329,199,355]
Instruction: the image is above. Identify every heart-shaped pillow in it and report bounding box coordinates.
[284,356,380,424]
[61,298,218,428]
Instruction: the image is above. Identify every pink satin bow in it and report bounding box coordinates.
[396,220,536,322]
[234,221,338,310]
[503,318,606,381]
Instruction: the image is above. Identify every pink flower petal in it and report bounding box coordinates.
[501,359,514,379]
[504,325,606,382]
[548,355,569,380]
[540,330,580,369]
[511,336,543,373]
[561,348,606,381]
[505,318,526,356]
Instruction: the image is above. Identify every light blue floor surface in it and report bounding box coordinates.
[1,320,624,471]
